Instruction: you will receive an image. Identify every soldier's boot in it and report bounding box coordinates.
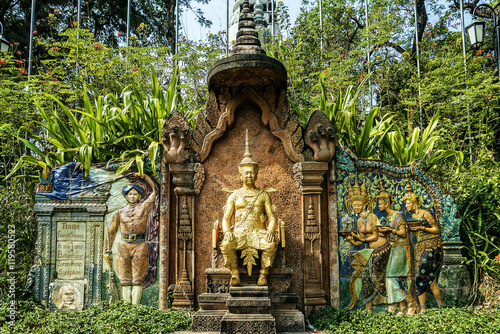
[122,286,132,303]
[131,286,143,305]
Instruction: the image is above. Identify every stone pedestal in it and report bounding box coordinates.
[221,286,276,334]
[192,293,230,332]
[271,293,305,333]
[440,241,471,300]
[192,268,305,333]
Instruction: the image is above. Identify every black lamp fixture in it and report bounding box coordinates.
[465,4,500,80]
[0,22,11,53]
[466,18,486,49]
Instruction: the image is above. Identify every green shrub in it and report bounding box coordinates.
[0,299,192,334]
[308,305,500,334]
[0,186,36,298]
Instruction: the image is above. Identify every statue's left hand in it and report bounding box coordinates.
[265,230,275,243]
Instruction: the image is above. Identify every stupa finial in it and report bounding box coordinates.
[230,0,266,56]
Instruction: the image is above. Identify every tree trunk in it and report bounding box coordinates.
[165,0,177,54]
[412,0,428,56]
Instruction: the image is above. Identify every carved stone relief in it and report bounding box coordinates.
[293,162,328,314]
[305,110,337,162]
[170,163,204,310]
[162,111,190,164]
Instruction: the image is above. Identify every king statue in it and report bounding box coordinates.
[220,130,279,287]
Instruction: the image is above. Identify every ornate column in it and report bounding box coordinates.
[328,161,340,309]
[170,162,205,310]
[158,159,171,309]
[293,161,328,314]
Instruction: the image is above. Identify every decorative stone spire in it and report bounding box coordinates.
[254,0,266,29]
[230,0,266,56]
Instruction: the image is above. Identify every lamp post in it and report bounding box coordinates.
[0,21,11,53]
[466,4,500,80]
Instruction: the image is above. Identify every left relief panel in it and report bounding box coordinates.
[29,161,161,309]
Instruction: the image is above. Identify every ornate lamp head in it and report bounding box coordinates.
[238,129,259,172]
[346,174,368,204]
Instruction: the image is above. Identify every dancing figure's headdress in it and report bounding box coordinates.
[346,174,368,204]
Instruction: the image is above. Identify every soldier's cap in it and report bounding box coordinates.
[122,184,145,198]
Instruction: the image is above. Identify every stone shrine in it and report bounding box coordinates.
[29,0,469,331]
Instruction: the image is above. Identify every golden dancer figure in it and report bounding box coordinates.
[220,130,278,287]
[344,175,389,312]
[404,181,443,311]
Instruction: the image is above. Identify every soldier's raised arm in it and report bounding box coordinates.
[134,173,156,209]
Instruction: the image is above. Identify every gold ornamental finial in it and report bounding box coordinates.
[376,174,391,200]
[347,174,368,204]
[403,179,420,205]
[239,129,258,167]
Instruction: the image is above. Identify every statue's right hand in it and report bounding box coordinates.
[103,249,112,264]
[224,231,234,242]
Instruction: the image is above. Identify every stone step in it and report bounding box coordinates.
[226,296,271,314]
[229,285,269,297]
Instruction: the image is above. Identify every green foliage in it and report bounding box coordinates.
[308,305,500,334]
[381,111,464,171]
[5,68,180,179]
[0,299,192,333]
[319,77,394,159]
[454,152,500,288]
[0,186,36,297]
[1,26,224,182]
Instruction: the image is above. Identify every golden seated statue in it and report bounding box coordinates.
[212,130,284,287]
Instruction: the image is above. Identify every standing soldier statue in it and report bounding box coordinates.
[104,173,156,304]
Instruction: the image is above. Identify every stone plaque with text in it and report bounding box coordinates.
[56,222,86,279]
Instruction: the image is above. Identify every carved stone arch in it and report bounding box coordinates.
[225,87,280,131]
[199,87,280,162]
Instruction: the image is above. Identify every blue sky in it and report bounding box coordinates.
[183,0,303,41]
[182,0,470,42]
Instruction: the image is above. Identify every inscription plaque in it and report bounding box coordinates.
[56,222,86,279]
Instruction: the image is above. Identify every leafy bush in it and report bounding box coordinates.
[0,186,36,298]
[0,299,192,334]
[308,305,500,334]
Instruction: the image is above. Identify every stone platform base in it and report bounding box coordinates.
[192,284,305,333]
[221,313,276,334]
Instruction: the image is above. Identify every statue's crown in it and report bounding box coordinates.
[403,180,420,204]
[376,175,391,199]
[346,174,368,203]
[239,129,258,167]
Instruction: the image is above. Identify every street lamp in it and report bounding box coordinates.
[466,4,500,79]
[0,22,11,53]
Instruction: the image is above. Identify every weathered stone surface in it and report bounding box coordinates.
[273,311,306,333]
[229,285,269,297]
[208,55,287,90]
[305,110,337,162]
[198,293,230,310]
[192,310,227,332]
[226,297,271,314]
[220,313,276,334]
[162,111,191,163]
